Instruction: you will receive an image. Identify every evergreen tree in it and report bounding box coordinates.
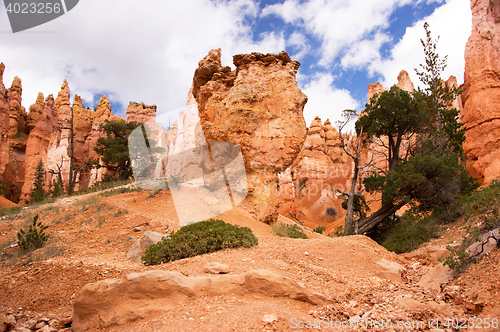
[94,120,164,180]
[31,160,46,202]
[356,23,477,234]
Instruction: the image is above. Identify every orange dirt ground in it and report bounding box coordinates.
[0,188,498,331]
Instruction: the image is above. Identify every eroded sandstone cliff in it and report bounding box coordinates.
[192,49,307,223]
[461,0,500,183]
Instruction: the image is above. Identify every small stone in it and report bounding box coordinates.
[28,319,37,330]
[14,328,31,332]
[35,322,46,329]
[262,314,278,324]
[6,315,16,324]
[203,262,230,274]
[304,252,309,256]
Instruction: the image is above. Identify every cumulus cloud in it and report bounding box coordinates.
[262,0,413,68]
[0,0,281,119]
[300,73,361,129]
[0,0,471,128]
[369,0,471,90]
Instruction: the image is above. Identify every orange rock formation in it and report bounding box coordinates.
[461,0,500,183]
[192,49,307,223]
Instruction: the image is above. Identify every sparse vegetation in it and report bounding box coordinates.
[74,179,134,196]
[272,223,308,239]
[142,219,258,265]
[146,189,162,198]
[0,206,22,217]
[0,179,8,196]
[314,226,326,234]
[17,215,49,253]
[368,211,438,254]
[113,208,128,218]
[99,186,142,197]
[439,180,500,271]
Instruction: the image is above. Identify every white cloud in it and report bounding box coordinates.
[287,31,309,60]
[300,73,360,130]
[0,0,280,119]
[369,0,471,92]
[262,0,413,68]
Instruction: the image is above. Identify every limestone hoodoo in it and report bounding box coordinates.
[192,49,307,223]
[461,0,500,183]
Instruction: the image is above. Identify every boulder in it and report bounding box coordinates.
[126,231,170,264]
[203,262,230,274]
[72,269,329,331]
[418,264,458,292]
[466,228,499,261]
[192,49,307,223]
[375,258,406,283]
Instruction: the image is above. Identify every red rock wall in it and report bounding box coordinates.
[462,0,500,183]
[193,49,307,223]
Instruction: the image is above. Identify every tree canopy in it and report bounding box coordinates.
[354,23,477,234]
[94,120,142,180]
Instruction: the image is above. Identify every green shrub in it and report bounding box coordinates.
[142,219,258,265]
[368,212,437,254]
[17,215,49,253]
[314,226,326,234]
[272,223,308,239]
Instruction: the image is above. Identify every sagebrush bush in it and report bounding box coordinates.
[272,223,308,239]
[17,214,49,253]
[142,219,258,265]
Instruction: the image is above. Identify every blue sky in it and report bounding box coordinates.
[0,0,471,129]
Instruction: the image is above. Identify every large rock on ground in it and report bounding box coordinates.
[72,269,329,331]
[462,0,500,183]
[126,231,170,264]
[192,49,307,223]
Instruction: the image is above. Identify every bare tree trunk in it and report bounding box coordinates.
[357,201,405,234]
[344,158,359,234]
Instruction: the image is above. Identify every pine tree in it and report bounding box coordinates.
[31,160,46,202]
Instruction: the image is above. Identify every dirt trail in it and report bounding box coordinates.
[0,189,498,331]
